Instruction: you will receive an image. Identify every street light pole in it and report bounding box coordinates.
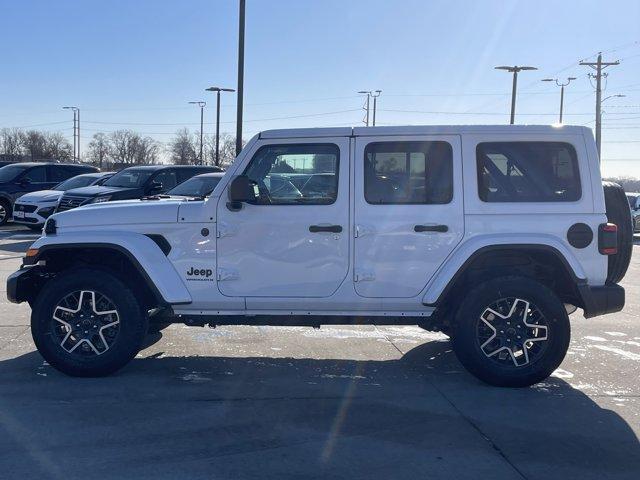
[63,106,80,161]
[495,65,538,124]
[236,0,246,156]
[371,90,382,126]
[358,91,371,126]
[206,87,236,166]
[188,101,206,164]
[541,77,577,123]
[358,90,381,126]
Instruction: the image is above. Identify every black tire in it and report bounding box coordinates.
[31,268,148,377]
[602,181,633,283]
[147,322,171,334]
[0,199,11,226]
[451,276,570,388]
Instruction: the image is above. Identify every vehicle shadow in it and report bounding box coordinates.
[0,339,638,480]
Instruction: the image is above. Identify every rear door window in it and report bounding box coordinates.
[364,141,453,204]
[22,166,47,183]
[476,142,581,202]
[152,170,178,192]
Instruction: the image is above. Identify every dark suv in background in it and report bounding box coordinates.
[0,162,98,225]
[56,165,222,212]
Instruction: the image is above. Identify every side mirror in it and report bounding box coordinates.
[227,175,256,211]
[19,177,31,187]
[147,181,163,194]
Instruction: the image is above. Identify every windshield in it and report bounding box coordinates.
[104,169,154,188]
[627,194,639,209]
[0,164,29,183]
[54,175,99,191]
[166,175,222,197]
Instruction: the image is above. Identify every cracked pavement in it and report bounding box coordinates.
[0,225,638,479]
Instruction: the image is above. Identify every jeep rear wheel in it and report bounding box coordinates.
[451,276,570,387]
[31,268,148,377]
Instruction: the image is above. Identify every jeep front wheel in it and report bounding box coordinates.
[31,268,148,377]
[451,276,570,387]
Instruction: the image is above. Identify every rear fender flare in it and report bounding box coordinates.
[422,234,587,306]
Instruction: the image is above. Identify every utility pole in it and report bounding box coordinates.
[235,0,246,156]
[580,53,620,159]
[206,87,235,166]
[541,77,576,123]
[371,90,382,126]
[63,106,80,161]
[495,65,538,124]
[188,101,206,164]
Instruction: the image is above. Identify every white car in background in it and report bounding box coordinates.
[627,192,640,232]
[13,172,114,230]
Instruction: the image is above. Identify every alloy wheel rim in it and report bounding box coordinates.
[52,290,120,357]
[476,297,549,367]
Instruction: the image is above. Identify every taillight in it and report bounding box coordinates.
[598,223,618,255]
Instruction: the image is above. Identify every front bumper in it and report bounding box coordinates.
[579,283,625,318]
[6,266,45,304]
[13,204,55,226]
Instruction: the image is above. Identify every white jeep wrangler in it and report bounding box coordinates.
[7,125,633,387]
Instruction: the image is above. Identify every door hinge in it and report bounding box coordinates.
[355,224,376,238]
[216,268,239,281]
[216,222,237,238]
[354,271,375,282]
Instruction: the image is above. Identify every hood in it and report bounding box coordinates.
[51,198,186,229]
[63,185,132,197]
[16,190,63,203]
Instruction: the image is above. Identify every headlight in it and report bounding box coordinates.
[91,195,112,204]
[38,206,56,218]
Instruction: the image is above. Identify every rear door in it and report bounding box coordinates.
[353,135,464,297]
[22,165,51,193]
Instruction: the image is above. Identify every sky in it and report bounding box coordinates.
[1,0,640,177]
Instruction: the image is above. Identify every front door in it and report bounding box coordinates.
[353,135,464,298]
[216,138,350,297]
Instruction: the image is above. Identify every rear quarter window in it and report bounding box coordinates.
[476,141,581,203]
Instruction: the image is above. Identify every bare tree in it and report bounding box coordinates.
[108,130,159,165]
[168,128,198,165]
[0,128,24,157]
[204,133,244,168]
[109,130,137,164]
[22,130,48,160]
[87,132,110,168]
[133,136,160,165]
[43,132,73,160]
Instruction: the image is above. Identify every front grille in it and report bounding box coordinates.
[14,203,37,213]
[57,195,89,212]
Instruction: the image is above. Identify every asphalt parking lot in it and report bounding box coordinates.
[0,225,638,480]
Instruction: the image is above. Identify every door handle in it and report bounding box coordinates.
[309,225,343,233]
[414,224,448,233]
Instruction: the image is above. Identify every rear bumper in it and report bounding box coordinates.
[578,283,625,318]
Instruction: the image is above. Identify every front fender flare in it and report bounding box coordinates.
[29,231,192,305]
